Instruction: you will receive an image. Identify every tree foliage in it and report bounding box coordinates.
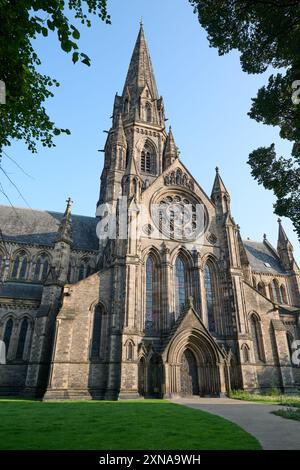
[190,0,300,237]
[0,0,110,155]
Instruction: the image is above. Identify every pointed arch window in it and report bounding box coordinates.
[257,282,265,296]
[270,279,280,303]
[126,341,134,361]
[3,318,13,355]
[174,256,187,319]
[11,251,28,280]
[249,314,264,362]
[16,318,29,360]
[241,344,250,363]
[204,262,216,332]
[280,284,288,304]
[145,256,156,333]
[34,253,49,282]
[91,305,103,359]
[140,142,156,175]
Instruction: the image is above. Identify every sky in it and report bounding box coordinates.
[1,0,299,259]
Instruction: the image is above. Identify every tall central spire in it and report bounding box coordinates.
[122,23,159,101]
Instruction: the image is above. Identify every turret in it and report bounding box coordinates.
[48,198,73,286]
[211,167,231,215]
[163,127,178,169]
[277,218,295,270]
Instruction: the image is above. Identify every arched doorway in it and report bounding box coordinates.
[180,349,199,396]
[163,329,227,397]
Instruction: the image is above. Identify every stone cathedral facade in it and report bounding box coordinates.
[0,25,300,400]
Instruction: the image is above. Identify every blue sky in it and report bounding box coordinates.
[2,0,299,259]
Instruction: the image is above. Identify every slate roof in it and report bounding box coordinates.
[0,205,99,251]
[0,281,43,301]
[243,240,285,275]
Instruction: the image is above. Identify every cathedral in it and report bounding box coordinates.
[0,25,299,400]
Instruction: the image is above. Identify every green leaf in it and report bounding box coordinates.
[72,52,79,64]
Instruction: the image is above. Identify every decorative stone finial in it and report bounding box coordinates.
[187,296,194,308]
[215,166,219,173]
[140,17,143,27]
[263,233,267,240]
[277,218,282,224]
[66,197,73,214]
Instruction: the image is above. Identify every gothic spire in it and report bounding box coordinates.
[163,127,178,169]
[57,197,73,245]
[211,167,230,214]
[211,167,229,197]
[122,23,159,101]
[277,218,292,249]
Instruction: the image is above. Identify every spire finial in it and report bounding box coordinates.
[66,197,73,211]
[215,166,219,174]
[277,218,282,224]
[263,233,267,240]
[140,17,143,27]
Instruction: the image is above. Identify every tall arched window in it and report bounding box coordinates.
[145,256,157,333]
[257,282,265,296]
[140,142,156,174]
[249,314,264,362]
[126,341,134,361]
[3,318,13,355]
[34,253,49,282]
[241,344,250,363]
[270,279,280,303]
[145,103,152,123]
[16,318,29,360]
[174,256,186,319]
[280,284,288,304]
[91,305,102,359]
[11,251,28,280]
[204,262,216,332]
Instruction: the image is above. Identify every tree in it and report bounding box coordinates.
[0,0,110,155]
[189,0,300,238]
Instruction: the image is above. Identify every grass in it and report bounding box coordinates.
[0,399,261,450]
[229,389,300,408]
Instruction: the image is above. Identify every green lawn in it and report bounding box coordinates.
[0,399,261,450]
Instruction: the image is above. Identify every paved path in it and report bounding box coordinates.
[172,397,300,450]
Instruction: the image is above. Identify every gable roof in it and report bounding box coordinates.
[0,205,99,252]
[243,240,285,274]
